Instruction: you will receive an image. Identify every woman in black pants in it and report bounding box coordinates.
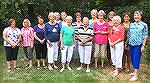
[34,15,47,69]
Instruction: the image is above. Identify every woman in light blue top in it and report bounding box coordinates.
[128,10,148,81]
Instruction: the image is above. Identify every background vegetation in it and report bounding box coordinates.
[0,0,149,82]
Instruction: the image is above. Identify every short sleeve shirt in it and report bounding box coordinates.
[93,22,109,44]
[21,27,34,46]
[128,21,148,46]
[61,26,75,46]
[77,26,94,46]
[3,27,21,47]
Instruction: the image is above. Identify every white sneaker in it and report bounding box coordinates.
[67,66,72,71]
[129,76,138,81]
[54,65,58,69]
[76,67,82,70]
[60,68,64,72]
[128,73,135,76]
[48,67,53,71]
[86,69,90,73]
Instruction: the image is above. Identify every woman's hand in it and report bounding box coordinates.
[141,45,145,53]
[61,44,65,50]
[30,44,34,48]
[110,42,115,47]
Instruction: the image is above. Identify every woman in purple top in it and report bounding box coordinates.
[34,15,47,69]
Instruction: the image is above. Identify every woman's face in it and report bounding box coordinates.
[61,13,67,20]
[24,21,30,27]
[124,14,130,22]
[49,15,55,22]
[38,18,44,25]
[113,18,120,27]
[11,20,16,28]
[83,18,89,27]
[134,13,141,22]
[98,15,104,22]
[55,14,60,20]
[109,13,115,21]
[91,11,97,18]
[76,16,81,22]
[67,18,72,25]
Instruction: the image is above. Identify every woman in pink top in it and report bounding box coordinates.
[21,19,34,69]
[93,10,109,68]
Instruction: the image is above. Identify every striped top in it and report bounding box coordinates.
[77,26,94,46]
[72,22,83,40]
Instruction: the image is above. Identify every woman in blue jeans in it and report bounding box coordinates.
[128,10,148,81]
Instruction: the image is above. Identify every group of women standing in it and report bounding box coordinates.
[3,9,148,81]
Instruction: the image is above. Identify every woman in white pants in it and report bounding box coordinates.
[60,16,75,72]
[44,12,60,70]
[76,17,93,72]
[108,16,125,76]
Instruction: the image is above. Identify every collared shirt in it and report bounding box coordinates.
[109,25,125,43]
[93,22,109,44]
[3,27,21,47]
[128,21,148,46]
[77,26,94,46]
[61,26,75,46]
[44,22,60,42]
[21,27,34,46]
[72,22,83,40]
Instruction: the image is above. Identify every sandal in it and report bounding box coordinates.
[112,72,119,77]
[37,67,40,69]
[7,68,11,72]
[14,67,20,70]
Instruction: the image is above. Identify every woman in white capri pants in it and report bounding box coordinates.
[76,17,93,72]
[44,12,60,70]
[108,16,125,76]
[60,16,75,72]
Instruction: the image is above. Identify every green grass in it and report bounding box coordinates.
[0,45,150,82]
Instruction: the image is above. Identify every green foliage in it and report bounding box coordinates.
[0,0,149,32]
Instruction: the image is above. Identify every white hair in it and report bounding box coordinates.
[83,17,89,21]
[98,10,106,16]
[48,12,55,18]
[66,16,73,20]
[112,15,121,23]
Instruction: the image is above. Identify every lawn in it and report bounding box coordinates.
[0,44,150,82]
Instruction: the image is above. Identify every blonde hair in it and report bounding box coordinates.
[91,9,98,14]
[48,12,55,19]
[107,11,116,21]
[55,12,60,16]
[23,19,31,27]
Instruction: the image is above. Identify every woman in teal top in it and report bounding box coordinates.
[60,16,75,72]
[128,11,148,81]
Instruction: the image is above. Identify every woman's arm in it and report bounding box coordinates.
[3,33,15,47]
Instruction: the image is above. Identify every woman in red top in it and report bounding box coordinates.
[108,15,125,77]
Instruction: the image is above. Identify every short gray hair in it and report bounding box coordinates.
[66,16,73,20]
[112,15,121,23]
[98,10,106,16]
[134,10,143,16]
